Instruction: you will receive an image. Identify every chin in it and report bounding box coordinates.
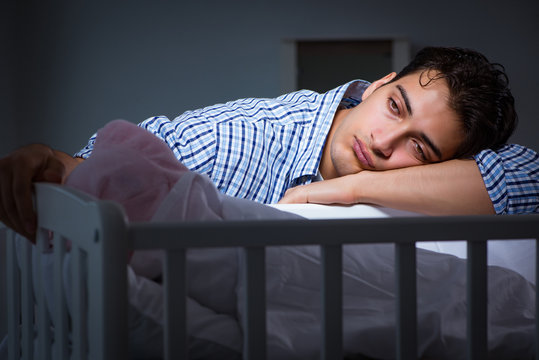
[334,165,362,178]
[330,150,362,177]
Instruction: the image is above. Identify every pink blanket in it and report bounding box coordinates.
[67,119,297,223]
[65,119,297,276]
[65,119,191,223]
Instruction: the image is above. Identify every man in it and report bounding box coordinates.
[0,47,537,241]
[279,48,538,214]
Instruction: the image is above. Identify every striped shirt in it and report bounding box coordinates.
[75,81,539,213]
[76,80,368,204]
[475,144,538,214]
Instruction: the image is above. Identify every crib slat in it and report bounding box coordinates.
[163,249,187,360]
[395,242,417,360]
[36,230,52,360]
[72,246,88,360]
[54,235,69,360]
[7,231,21,360]
[20,238,34,360]
[467,240,487,360]
[242,247,266,360]
[321,245,343,360]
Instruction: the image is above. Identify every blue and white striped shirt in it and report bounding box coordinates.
[475,144,538,214]
[75,80,539,213]
[76,80,368,204]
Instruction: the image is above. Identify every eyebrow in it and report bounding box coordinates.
[397,85,413,116]
[419,132,443,160]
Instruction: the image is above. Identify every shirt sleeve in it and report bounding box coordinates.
[474,144,539,214]
[137,115,217,177]
[74,132,97,159]
[74,115,217,178]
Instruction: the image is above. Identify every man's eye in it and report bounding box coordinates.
[388,98,400,114]
[413,141,427,160]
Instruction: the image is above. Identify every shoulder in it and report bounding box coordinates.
[474,144,539,214]
[475,144,538,182]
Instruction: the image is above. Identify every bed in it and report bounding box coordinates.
[1,182,538,360]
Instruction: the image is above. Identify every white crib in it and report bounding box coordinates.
[2,182,539,359]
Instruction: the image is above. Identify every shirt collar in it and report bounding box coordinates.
[290,79,371,183]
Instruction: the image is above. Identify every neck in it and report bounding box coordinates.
[319,108,349,179]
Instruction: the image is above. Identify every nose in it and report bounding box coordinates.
[370,125,406,159]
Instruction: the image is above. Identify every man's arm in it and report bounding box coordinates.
[0,144,84,240]
[280,159,495,215]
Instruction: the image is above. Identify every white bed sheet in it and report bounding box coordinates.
[271,203,536,285]
[145,175,535,359]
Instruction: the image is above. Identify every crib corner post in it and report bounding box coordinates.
[90,202,130,360]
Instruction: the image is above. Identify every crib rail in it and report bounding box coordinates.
[4,184,129,360]
[129,215,539,360]
[3,183,539,360]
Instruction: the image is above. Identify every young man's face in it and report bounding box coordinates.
[320,71,463,179]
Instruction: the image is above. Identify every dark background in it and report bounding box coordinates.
[2,0,538,156]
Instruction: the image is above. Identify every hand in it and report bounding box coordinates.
[279,176,358,205]
[0,144,67,241]
[279,185,310,204]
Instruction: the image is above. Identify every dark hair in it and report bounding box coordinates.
[392,47,517,158]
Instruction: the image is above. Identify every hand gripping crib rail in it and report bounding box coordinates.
[3,183,539,360]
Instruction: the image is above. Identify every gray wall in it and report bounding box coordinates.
[2,0,539,156]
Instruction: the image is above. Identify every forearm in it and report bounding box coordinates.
[280,159,495,215]
[353,159,495,215]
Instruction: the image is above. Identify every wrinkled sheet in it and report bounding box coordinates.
[272,203,537,285]
[5,119,534,360]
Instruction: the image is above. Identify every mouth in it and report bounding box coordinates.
[353,137,375,169]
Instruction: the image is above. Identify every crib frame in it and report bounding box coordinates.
[3,182,539,360]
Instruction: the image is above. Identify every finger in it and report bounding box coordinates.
[278,195,291,204]
[37,156,66,183]
[279,188,304,204]
[0,178,16,231]
[278,191,291,204]
[10,151,48,238]
[13,149,63,234]
[12,175,37,237]
[0,170,32,239]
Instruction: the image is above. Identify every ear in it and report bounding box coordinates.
[361,72,397,100]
